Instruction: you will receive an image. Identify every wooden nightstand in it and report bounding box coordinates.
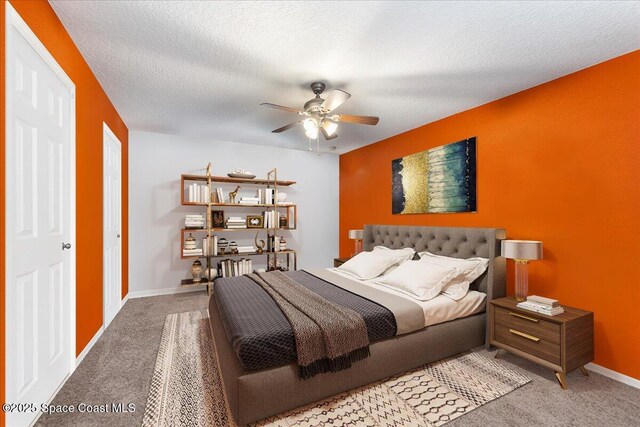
[333,257,350,268]
[489,297,594,389]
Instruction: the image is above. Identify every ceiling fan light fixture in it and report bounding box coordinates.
[303,118,319,139]
[303,118,317,132]
[304,126,319,140]
[322,120,338,137]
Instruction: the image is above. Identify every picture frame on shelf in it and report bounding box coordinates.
[247,215,264,229]
[212,210,225,228]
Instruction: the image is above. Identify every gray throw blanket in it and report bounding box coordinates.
[249,271,370,378]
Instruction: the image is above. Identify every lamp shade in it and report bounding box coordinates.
[348,229,363,240]
[501,240,543,260]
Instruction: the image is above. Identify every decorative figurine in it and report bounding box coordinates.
[190,260,203,282]
[218,237,228,255]
[255,232,265,254]
[185,233,197,250]
[229,185,241,204]
[279,216,288,228]
[279,236,287,251]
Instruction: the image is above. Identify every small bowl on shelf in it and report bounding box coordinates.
[227,169,256,179]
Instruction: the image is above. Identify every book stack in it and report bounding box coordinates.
[185,214,205,229]
[218,259,253,277]
[266,233,281,252]
[213,188,226,204]
[239,196,260,205]
[257,188,276,205]
[517,295,565,316]
[237,245,256,254]
[263,210,281,229]
[187,184,210,204]
[226,216,247,229]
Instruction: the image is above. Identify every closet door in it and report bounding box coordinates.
[5,5,76,427]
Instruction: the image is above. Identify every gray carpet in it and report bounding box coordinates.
[36,292,640,427]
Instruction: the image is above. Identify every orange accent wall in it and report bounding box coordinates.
[340,50,640,380]
[1,1,129,423]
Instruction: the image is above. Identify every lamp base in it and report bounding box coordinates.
[514,260,529,301]
[351,239,362,258]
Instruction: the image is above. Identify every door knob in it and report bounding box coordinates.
[62,242,71,250]
[117,234,121,238]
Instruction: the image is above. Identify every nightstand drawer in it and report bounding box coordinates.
[494,307,560,344]
[494,323,561,365]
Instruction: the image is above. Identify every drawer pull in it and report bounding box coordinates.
[509,312,539,323]
[509,329,540,342]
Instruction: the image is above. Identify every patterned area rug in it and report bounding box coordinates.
[142,311,531,427]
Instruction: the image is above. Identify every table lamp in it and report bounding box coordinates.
[348,229,364,257]
[501,240,543,301]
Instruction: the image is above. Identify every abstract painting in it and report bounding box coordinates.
[392,137,476,214]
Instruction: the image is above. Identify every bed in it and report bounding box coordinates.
[208,225,506,425]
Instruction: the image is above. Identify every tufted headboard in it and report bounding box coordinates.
[363,225,506,303]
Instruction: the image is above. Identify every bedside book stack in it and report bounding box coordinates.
[517,295,565,316]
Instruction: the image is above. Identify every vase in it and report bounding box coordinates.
[204,267,217,281]
[190,260,203,283]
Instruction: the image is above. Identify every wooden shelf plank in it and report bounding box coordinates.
[180,279,211,287]
[181,228,296,232]
[182,250,297,259]
[181,202,296,208]
[182,174,296,186]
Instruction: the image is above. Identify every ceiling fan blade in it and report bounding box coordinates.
[260,103,302,114]
[320,126,338,141]
[336,114,379,125]
[272,121,301,133]
[321,89,351,112]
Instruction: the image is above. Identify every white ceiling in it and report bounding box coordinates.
[50,1,640,154]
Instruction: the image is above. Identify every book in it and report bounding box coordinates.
[519,300,561,311]
[527,295,560,308]
[517,301,564,316]
[183,249,203,256]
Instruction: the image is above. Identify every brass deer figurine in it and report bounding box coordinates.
[229,185,241,204]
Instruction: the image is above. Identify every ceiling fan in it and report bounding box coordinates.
[261,82,379,141]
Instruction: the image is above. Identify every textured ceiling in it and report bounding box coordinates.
[50,1,640,154]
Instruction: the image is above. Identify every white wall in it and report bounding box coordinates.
[129,131,339,296]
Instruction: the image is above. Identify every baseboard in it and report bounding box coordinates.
[586,363,640,389]
[127,286,203,299]
[121,292,130,306]
[76,326,104,366]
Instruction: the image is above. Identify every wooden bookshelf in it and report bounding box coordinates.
[179,165,297,293]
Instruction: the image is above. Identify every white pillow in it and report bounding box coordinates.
[418,252,489,300]
[338,251,401,280]
[376,259,461,301]
[372,246,416,275]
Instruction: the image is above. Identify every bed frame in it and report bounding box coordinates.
[208,225,506,425]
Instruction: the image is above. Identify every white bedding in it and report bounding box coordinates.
[329,267,486,328]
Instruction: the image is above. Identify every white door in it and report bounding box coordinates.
[103,124,122,328]
[5,4,76,427]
